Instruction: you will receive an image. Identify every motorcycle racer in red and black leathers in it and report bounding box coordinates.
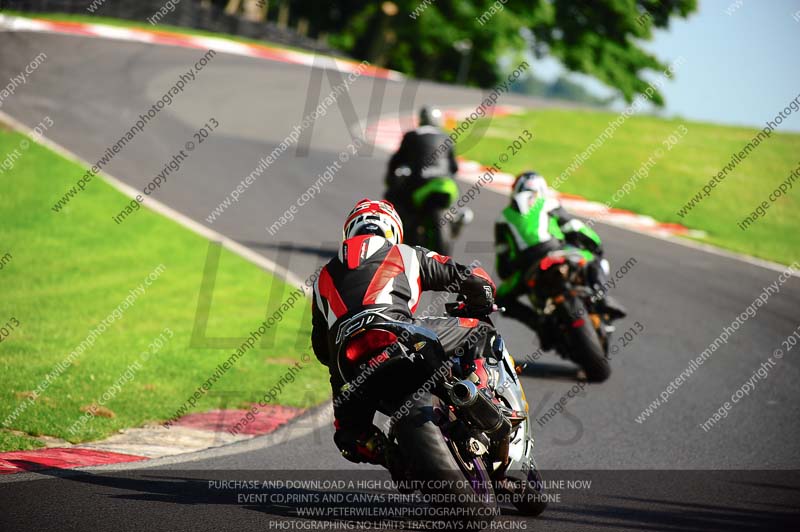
[311,199,497,466]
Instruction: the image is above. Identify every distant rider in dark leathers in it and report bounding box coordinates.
[385,106,471,240]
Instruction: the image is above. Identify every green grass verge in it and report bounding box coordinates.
[0,430,45,451]
[457,109,800,265]
[0,126,328,452]
[0,11,326,57]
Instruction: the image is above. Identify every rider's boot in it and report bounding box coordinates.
[596,294,627,320]
[587,259,627,320]
[343,427,415,493]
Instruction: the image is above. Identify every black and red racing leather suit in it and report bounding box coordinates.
[311,235,496,459]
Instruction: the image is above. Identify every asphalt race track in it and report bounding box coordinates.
[1,30,799,531]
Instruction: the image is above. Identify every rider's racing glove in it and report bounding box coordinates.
[457,265,496,314]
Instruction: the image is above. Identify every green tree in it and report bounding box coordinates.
[290,0,696,106]
[526,0,696,105]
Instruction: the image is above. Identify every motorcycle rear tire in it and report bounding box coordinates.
[423,209,451,256]
[392,392,498,531]
[566,301,610,382]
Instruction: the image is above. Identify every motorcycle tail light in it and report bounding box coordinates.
[345,329,398,363]
[571,318,585,328]
[539,255,566,271]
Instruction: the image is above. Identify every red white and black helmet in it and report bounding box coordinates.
[343,198,404,245]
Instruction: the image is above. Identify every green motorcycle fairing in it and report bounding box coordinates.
[411,177,459,209]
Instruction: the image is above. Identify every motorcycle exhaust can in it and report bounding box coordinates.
[449,380,511,437]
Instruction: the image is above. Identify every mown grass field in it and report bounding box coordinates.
[456,108,800,265]
[0,125,327,452]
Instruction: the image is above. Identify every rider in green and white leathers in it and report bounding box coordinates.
[494,171,625,345]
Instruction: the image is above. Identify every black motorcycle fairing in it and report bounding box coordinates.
[335,320,450,405]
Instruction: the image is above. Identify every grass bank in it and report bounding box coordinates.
[0,124,327,452]
[457,108,799,265]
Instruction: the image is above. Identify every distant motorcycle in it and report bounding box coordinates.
[335,302,547,528]
[520,248,616,382]
[386,166,471,255]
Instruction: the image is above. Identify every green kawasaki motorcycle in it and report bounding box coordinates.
[387,167,471,256]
